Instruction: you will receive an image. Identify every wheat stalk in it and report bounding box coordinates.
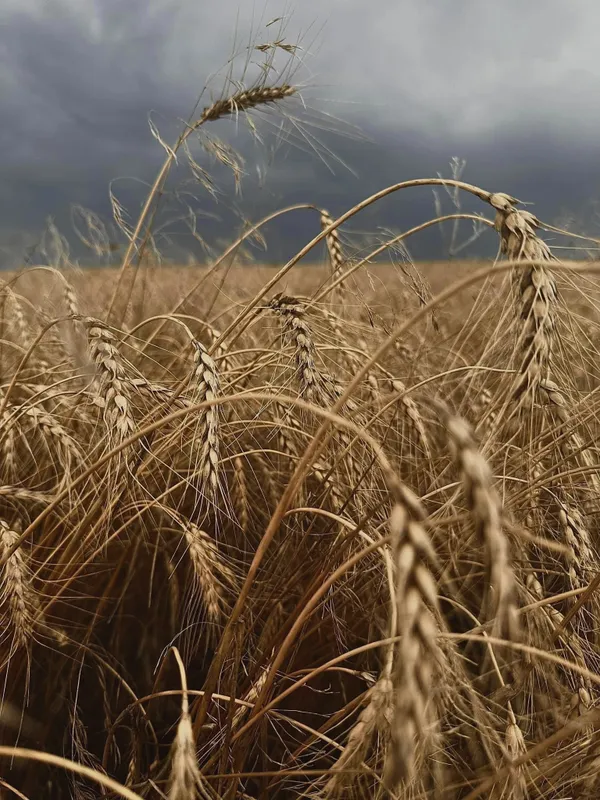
[490,192,558,405]
[198,85,295,124]
[558,503,595,592]
[325,659,393,796]
[384,480,443,790]
[540,378,600,500]
[181,523,234,624]
[168,648,214,800]
[109,82,297,321]
[231,456,249,535]
[445,413,518,643]
[0,520,41,652]
[84,318,135,443]
[389,378,432,460]
[190,339,220,501]
[320,208,344,278]
[21,402,84,467]
[269,294,329,404]
[502,709,528,800]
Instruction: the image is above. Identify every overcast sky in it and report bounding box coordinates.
[2,0,600,264]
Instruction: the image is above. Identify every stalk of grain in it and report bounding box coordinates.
[384,480,443,790]
[0,486,53,504]
[320,209,344,277]
[20,402,84,470]
[490,192,557,405]
[445,413,518,643]
[231,456,249,535]
[130,376,191,409]
[541,378,600,500]
[471,385,498,433]
[549,522,599,697]
[84,318,135,443]
[389,378,432,461]
[198,85,295,124]
[7,289,32,350]
[270,297,361,499]
[0,406,17,483]
[558,502,595,594]
[168,648,214,800]
[62,275,80,318]
[489,200,600,529]
[191,339,220,501]
[5,290,54,376]
[325,654,393,796]
[231,666,269,731]
[525,568,593,710]
[0,519,41,652]
[269,295,328,405]
[109,83,297,322]
[503,710,527,800]
[180,522,234,624]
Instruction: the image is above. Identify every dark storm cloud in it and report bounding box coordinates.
[2,0,600,265]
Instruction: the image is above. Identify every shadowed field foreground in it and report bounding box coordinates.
[5,77,600,799]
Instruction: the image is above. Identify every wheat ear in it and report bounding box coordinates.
[181,523,234,624]
[384,480,442,790]
[167,648,214,800]
[191,339,220,500]
[269,295,328,404]
[325,657,393,796]
[198,85,295,124]
[490,192,557,405]
[320,208,344,278]
[445,413,518,643]
[0,520,41,652]
[84,318,135,442]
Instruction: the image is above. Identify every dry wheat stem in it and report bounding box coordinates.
[389,378,432,459]
[0,748,143,800]
[109,84,297,322]
[540,378,600,498]
[558,502,595,593]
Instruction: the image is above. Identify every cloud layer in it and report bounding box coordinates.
[2,0,600,264]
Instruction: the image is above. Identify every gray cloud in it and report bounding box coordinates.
[2,0,600,264]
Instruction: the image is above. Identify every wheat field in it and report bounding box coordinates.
[4,74,600,800]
